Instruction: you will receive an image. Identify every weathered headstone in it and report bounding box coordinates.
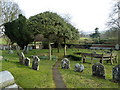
[0,71,17,88]
[8,50,14,54]
[25,57,30,66]
[74,63,84,72]
[0,56,4,61]
[113,64,120,82]
[19,52,25,64]
[61,58,70,69]
[92,62,105,79]
[115,44,119,50]
[32,56,40,70]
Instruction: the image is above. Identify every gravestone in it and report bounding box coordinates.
[25,57,30,66]
[74,63,84,72]
[0,71,18,89]
[61,58,70,69]
[32,56,40,70]
[113,64,120,82]
[19,52,26,64]
[0,56,4,61]
[92,62,105,79]
[8,50,14,54]
[115,44,119,50]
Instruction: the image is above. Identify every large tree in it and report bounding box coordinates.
[4,14,34,50]
[28,11,80,59]
[0,0,22,49]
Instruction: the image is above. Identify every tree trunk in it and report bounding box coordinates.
[64,38,67,56]
[49,41,52,60]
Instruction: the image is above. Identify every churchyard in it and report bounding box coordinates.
[0,48,119,88]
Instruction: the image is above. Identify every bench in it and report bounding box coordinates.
[74,52,118,64]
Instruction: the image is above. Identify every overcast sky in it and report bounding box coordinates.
[14,0,113,33]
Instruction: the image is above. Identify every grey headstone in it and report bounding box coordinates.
[74,63,84,72]
[4,83,18,89]
[0,71,15,88]
[25,57,30,66]
[61,58,70,69]
[19,52,25,64]
[113,64,120,82]
[92,62,105,79]
[0,56,4,61]
[8,50,14,54]
[32,56,40,70]
[115,44,119,50]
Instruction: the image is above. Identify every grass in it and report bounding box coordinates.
[58,48,119,88]
[1,48,120,88]
[0,38,7,45]
[1,50,56,88]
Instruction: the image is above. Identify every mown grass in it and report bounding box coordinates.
[0,38,7,45]
[58,48,119,88]
[1,50,56,88]
[1,48,120,88]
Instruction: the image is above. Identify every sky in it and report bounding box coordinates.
[13,0,113,33]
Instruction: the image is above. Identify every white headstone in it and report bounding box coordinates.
[0,71,15,88]
[74,63,84,72]
[115,44,119,50]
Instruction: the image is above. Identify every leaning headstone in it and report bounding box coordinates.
[0,71,16,88]
[61,58,70,69]
[19,52,26,64]
[32,56,40,70]
[74,63,84,72]
[113,64,120,83]
[25,57,30,66]
[92,62,105,79]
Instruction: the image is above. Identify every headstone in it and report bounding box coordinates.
[61,58,70,69]
[8,50,14,54]
[115,44,119,50]
[19,52,25,64]
[0,56,4,61]
[0,71,15,88]
[74,63,84,72]
[113,64,120,82]
[25,57,30,66]
[32,56,40,70]
[92,62,105,79]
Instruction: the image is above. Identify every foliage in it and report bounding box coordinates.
[90,28,100,39]
[28,11,80,57]
[4,14,34,49]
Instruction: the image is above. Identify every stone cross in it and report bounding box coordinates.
[74,63,84,72]
[113,64,120,82]
[32,56,40,70]
[92,62,105,79]
[61,58,70,69]
[25,57,30,66]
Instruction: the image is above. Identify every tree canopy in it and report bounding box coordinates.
[4,14,34,49]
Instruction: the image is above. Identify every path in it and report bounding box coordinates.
[52,60,66,88]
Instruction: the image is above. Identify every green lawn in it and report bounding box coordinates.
[1,50,56,88]
[1,48,120,88]
[0,38,7,45]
